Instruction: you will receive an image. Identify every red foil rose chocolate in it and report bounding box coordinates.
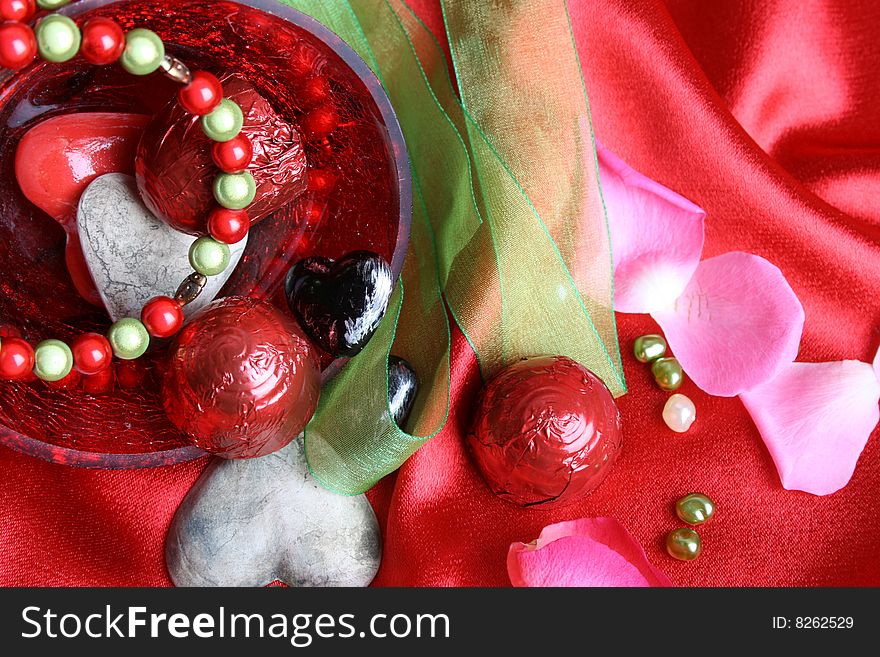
[136,73,308,235]
[467,356,622,507]
[162,297,320,459]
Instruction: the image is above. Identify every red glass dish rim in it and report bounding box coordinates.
[0,0,413,469]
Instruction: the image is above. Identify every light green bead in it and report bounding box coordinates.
[33,339,73,382]
[189,236,231,276]
[633,334,667,363]
[201,99,244,142]
[652,357,684,391]
[35,14,81,63]
[108,318,150,360]
[37,0,72,9]
[666,528,701,562]
[120,28,165,76]
[676,492,716,525]
[213,171,256,210]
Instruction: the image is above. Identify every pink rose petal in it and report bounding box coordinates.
[740,360,880,495]
[508,518,671,587]
[598,145,705,314]
[651,252,805,396]
[873,347,880,382]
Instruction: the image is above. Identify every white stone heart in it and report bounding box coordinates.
[78,173,246,321]
[165,439,381,587]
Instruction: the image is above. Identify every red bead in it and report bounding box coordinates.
[71,332,113,375]
[81,366,115,395]
[0,336,34,379]
[211,133,253,173]
[0,0,35,22]
[299,76,330,108]
[45,368,81,390]
[301,105,339,140]
[306,169,337,195]
[115,360,146,390]
[299,198,327,228]
[142,296,185,338]
[0,22,35,71]
[207,207,249,244]
[80,18,125,65]
[178,71,223,115]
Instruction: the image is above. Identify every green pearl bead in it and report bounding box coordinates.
[633,334,667,363]
[652,357,684,391]
[108,318,150,360]
[35,14,81,63]
[189,236,231,276]
[37,0,72,9]
[666,528,701,561]
[676,492,716,525]
[120,29,165,76]
[213,171,256,210]
[33,339,73,382]
[201,99,244,142]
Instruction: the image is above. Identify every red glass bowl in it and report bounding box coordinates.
[0,0,411,468]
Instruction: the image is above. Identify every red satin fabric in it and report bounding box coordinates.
[2,0,879,586]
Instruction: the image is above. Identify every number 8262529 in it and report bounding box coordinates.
[795,617,854,629]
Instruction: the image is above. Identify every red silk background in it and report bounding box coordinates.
[2,0,879,586]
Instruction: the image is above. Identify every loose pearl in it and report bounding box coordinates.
[189,236,231,277]
[34,14,80,63]
[201,98,244,142]
[213,171,256,210]
[33,339,73,382]
[666,527,701,561]
[652,356,684,391]
[108,318,150,360]
[120,28,164,76]
[663,393,696,433]
[676,492,716,525]
[36,0,70,8]
[633,334,666,363]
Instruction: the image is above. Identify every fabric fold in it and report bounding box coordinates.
[286,0,625,493]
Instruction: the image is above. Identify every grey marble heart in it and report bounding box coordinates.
[78,173,246,321]
[166,439,381,587]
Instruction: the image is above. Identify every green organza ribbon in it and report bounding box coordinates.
[279,0,626,494]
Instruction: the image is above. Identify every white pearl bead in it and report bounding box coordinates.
[663,393,696,433]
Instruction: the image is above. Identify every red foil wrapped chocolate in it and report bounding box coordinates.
[136,73,308,235]
[467,356,622,507]
[162,296,320,459]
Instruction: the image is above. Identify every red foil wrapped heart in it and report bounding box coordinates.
[162,296,320,459]
[136,73,308,235]
[467,356,622,508]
